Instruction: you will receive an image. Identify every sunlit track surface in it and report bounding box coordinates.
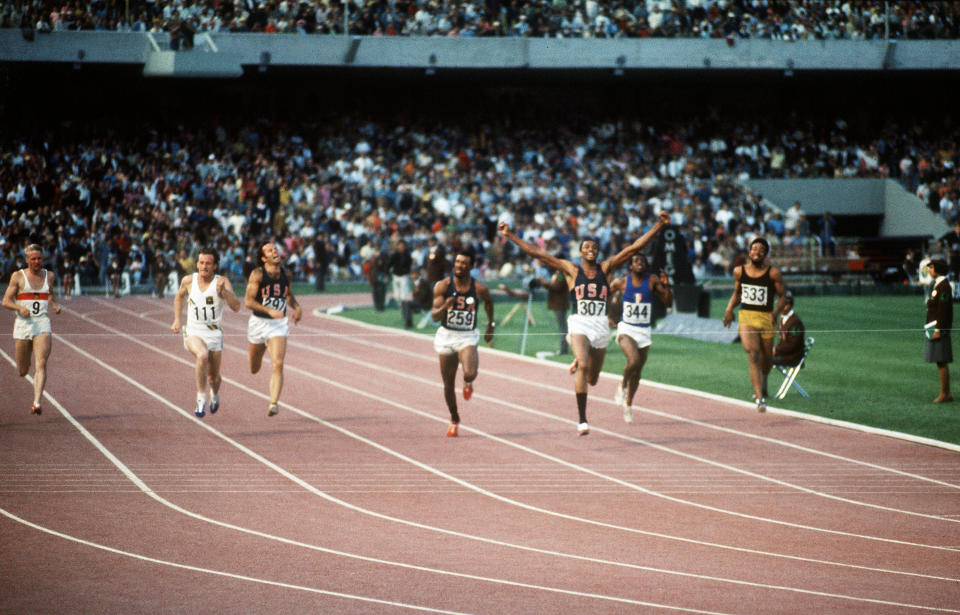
[1,295,958,615]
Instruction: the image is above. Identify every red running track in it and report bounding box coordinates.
[1,294,959,614]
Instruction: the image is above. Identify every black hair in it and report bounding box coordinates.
[456,248,476,266]
[749,236,770,256]
[198,247,219,266]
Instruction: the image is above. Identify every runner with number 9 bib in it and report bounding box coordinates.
[3,244,62,416]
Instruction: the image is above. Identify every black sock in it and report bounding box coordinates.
[576,392,587,423]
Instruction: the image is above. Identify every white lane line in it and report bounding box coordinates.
[0,347,742,615]
[320,312,960,492]
[65,302,960,593]
[318,310,960,453]
[105,298,960,544]
[0,509,472,615]
[284,326,960,526]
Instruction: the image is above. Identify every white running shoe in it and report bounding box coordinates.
[622,403,633,424]
[194,397,206,418]
[613,383,625,406]
[577,422,590,436]
[755,397,767,413]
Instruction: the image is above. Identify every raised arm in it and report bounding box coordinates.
[602,210,670,274]
[498,222,577,279]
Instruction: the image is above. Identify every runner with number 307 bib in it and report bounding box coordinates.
[499,211,670,436]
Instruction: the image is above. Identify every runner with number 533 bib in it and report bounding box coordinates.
[499,211,670,436]
[722,236,788,412]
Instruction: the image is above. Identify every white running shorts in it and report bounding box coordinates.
[247,315,289,345]
[567,313,610,349]
[433,326,479,355]
[616,321,652,349]
[183,325,223,352]
[13,315,51,340]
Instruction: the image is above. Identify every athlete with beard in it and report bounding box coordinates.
[722,237,788,412]
[499,211,670,435]
[431,248,495,437]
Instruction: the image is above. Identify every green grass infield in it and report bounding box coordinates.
[330,289,960,447]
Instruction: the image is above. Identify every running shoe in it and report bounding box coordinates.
[463,382,473,401]
[209,394,220,415]
[446,422,459,437]
[755,397,766,413]
[30,404,41,416]
[268,403,279,417]
[613,383,625,406]
[194,398,206,418]
[569,359,578,374]
[577,422,590,436]
[622,402,633,424]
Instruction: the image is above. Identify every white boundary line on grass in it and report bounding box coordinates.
[318,309,960,454]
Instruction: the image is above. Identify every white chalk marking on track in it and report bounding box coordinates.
[0,509,473,615]
[63,298,960,596]
[321,312,960,491]
[0,347,742,615]
[286,318,960,526]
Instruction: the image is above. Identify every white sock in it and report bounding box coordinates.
[197,392,206,404]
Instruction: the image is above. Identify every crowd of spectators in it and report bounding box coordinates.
[3,0,960,41]
[1,90,958,296]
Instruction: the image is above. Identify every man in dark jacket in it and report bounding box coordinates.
[773,291,805,368]
[925,259,953,403]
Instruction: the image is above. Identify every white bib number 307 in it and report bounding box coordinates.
[577,299,606,317]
